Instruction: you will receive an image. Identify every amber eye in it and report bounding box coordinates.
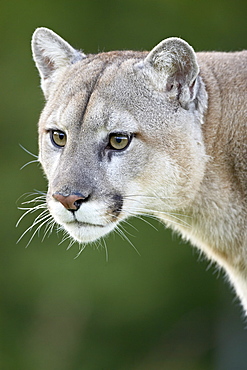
[109,133,131,151]
[51,130,67,147]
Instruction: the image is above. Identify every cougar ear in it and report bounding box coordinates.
[142,37,199,109]
[31,28,85,95]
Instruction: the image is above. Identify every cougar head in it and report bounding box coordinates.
[31,28,207,243]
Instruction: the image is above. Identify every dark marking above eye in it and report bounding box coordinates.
[79,62,108,126]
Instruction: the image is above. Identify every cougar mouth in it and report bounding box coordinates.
[61,218,117,243]
[72,220,106,228]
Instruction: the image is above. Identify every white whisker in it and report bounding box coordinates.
[16,203,47,225]
[124,206,191,228]
[121,210,158,231]
[120,218,139,232]
[42,219,56,241]
[20,159,39,170]
[74,243,87,258]
[19,144,38,158]
[16,190,55,247]
[27,218,53,246]
[101,238,109,262]
[115,224,141,256]
[124,194,177,200]
[108,214,136,238]
[58,233,71,246]
[123,188,192,228]
[67,238,77,250]
[21,196,46,205]
[17,212,51,245]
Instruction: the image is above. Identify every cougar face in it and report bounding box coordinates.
[34,37,206,243]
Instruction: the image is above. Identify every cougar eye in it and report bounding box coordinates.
[108,133,131,151]
[50,130,67,147]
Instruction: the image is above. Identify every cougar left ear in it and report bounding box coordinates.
[142,37,199,109]
[32,27,85,96]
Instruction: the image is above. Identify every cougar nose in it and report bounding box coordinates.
[52,192,88,211]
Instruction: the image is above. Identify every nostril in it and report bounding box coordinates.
[52,192,89,211]
[73,198,84,210]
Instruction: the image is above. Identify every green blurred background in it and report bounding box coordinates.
[1,0,247,369]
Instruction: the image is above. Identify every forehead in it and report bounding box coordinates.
[55,50,145,100]
[46,52,144,128]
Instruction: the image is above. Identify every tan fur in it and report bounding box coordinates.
[31,28,247,313]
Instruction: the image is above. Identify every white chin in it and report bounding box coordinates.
[61,221,116,243]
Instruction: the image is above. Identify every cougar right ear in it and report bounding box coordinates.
[138,37,200,109]
[31,28,85,96]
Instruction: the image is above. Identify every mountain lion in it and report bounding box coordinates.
[31,28,247,312]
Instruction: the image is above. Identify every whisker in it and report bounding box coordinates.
[124,206,191,228]
[16,203,47,227]
[124,194,178,202]
[115,224,141,256]
[122,211,159,231]
[16,191,43,204]
[25,216,53,248]
[74,243,87,258]
[56,225,66,237]
[120,218,139,232]
[124,199,191,220]
[17,211,51,244]
[20,159,39,170]
[19,144,38,158]
[124,194,174,198]
[108,213,137,237]
[33,189,47,196]
[124,193,187,212]
[58,232,70,246]
[42,218,56,241]
[21,195,46,204]
[118,221,136,238]
[67,238,77,250]
[101,238,109,262]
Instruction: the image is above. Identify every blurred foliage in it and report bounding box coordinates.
[1,0,247,369]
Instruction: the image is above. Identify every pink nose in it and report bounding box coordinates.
[52,193,86,211]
